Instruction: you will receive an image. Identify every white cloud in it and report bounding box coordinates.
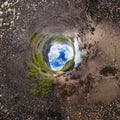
[74,37,82,67]
[58,58,66,65]
[48,41,73,61]
[48,41,74,70]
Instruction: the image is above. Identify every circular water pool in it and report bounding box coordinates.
[48,42,74,71]
[31,34,85,74]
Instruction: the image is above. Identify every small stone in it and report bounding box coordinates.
[1,4,4,8]
[12,8,16,15]
[11,21,14,24]
[66,116,70,120]
[52,1,55,4]
[0,11,3,15]
[47,117,50,120]
[117,103,120,108]
[6,23,10,26]
[7,3,11,7]
[0,19,3,27]
[3,74,6,77]
[16,15,19,20]
[17,12,20,15]
[3,23,6,26]
[78,112,81,115]
[4,1,8,6]
[42,0,46,2]
[0,94,3,97]
[8,8,12,12]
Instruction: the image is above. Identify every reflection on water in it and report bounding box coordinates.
[48,42,74,71]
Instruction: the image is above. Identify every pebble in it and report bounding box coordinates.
[8,8,12,12]
[1,4,4,8]
[42,0,47,2]
[66,116,70,120]
[47,117,50,120]
[116,103,120,108]
[0,11,3,15]
[3,74,6,77]
[11,20,14,24]
[0,19,3,27]
[0,94,3,97]
[4,1,8,6]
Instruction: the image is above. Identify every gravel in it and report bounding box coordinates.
[0,0,120,120]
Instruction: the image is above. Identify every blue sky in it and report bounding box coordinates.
[47,37,86,71]
[48,42,73,71]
